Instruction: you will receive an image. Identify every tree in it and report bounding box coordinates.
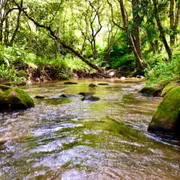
[104,18,119,61]
[152,0,172,60]
[170,0,180,47]
[0,0,24,46]
[9,0,23,45]
[13,0,103,72]
[75,0,103,59]
[107,0,146,69]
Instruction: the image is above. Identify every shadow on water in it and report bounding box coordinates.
[0,79,180,180]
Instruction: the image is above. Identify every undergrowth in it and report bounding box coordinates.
[0,45,92,82]
[145,44,180,86]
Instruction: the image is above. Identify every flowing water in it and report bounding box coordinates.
[0,79,180,180]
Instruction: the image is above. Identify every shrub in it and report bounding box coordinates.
[145,47,180,86]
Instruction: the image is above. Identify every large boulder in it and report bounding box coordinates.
[139,85,163,97]
[161,81,180,97]
[0,85,34,112]
[148,86,180,138]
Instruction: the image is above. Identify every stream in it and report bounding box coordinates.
[0,79,180,180]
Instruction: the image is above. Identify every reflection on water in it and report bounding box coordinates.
[0,79,180,180]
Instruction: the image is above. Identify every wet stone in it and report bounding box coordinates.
[89,83,97,87]
[82,95,100,102]
[34,95,45,99]
[64,82,78,85]
[59,94,77,98]
[98,83,109,85]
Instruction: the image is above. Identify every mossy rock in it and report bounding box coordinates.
[161,81,180,97]
[0,85,34,112]
[139,86,162,97]
[89,83,97,87]
[148,86,180,138]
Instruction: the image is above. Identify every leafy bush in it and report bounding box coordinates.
[0,64,22,82]
[0,45,25,66]
[110,54,135,69]
[145,52,180,86]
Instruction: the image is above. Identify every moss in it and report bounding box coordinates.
[0,84,34,111]
[15,88,34,108]
[161,81,180,97]
[139,85,163,97]
[148,86,180,137]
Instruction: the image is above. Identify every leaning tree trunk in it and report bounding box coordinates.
[128,34,145,68]
[9,0,23,46]
[14,0,103,73]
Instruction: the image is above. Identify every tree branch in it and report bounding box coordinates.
[106,0,126,31]
[13,0,103,72]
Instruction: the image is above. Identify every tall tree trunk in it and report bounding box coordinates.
[0,22,3,42]
[4,16,9,46]
[152,0,172,60]
[170,0,175,47]
[175,0,180,29]
[0,0,4,42]
[132,0,143,60]
[171,0,180,46]
[9,0,22,45]
[118,0,145,69]
[131,0,144,68]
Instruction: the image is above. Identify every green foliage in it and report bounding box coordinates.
[145,46,180,86]
[101,31,135,70]
[0,44,93,82]
[0,0,179,84]
[16,70,28,78]
[110,54,135,70]
[0,45,23,66]
[0,64,22,82]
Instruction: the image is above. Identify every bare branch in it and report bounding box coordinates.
[106,0,125,30]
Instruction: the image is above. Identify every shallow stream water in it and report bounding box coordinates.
[0,79,180,180]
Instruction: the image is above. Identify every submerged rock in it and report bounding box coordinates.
[139,86,162,97]
[0,85,34,111]
[34,95,45,99]
[89,83,97,87]
[64,82,78,85]
[59,94,78,98]
[82,95,100,102]
[79,92,94,97]
[148,86,180,138]
[98,83,109,86]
